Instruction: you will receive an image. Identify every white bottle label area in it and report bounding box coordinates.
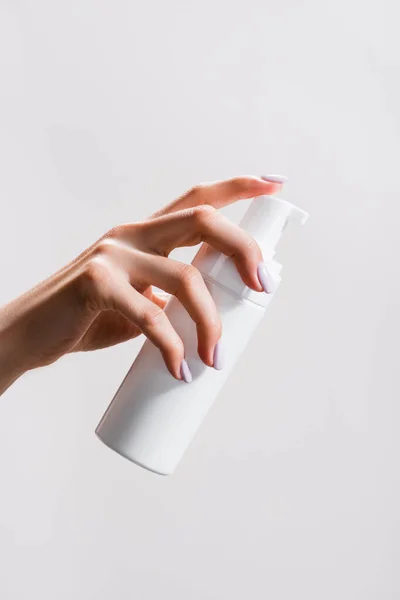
[96,280,268,475]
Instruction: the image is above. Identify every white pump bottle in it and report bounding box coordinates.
[96,195,308,475]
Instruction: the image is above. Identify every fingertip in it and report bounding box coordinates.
[165,352,193,383]
[164,358,181,381]
[161,345,185,381]
[197,342,214,368]
[252,279,265,293]
[180,358,192,383]
[262,182,283,195]
[213,339,224,370]
[236,261,264,293]
[260,174,288,184]
[249,279,264,293]
[226,176,278,200]
[197,317,223,368]
[248,177,282,197]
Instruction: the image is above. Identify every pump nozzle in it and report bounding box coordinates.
[193,193,308,306]
[239,195,308,260]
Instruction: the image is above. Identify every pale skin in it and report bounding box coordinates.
[0,176,282,395]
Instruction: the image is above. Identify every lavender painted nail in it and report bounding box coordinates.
[258,262,275,294]
[180,359,192,383]
[213,340,224,371]
[261,174,288,184]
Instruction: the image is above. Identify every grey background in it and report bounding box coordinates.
[0,1,399,599]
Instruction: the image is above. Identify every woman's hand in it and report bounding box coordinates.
[0,175,284,394]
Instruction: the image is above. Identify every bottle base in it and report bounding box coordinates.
[95,431,171,476]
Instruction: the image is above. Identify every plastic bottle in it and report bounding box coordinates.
[96,195,308,475]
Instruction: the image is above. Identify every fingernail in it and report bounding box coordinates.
[180,359,192,383]
[261,174,288,184]
[213,340,224,371]
[257,262,275,294]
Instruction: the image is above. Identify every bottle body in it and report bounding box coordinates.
[96,279,270,475]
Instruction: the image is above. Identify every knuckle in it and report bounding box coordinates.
[79,257,113,302]
[177,264,202,290]
[162,337,184,358]
[105,224,125,239]
[189,182,206,196]
[183,182,207,202]
[106,223,140,242]
[86,258,110,283]
[191,204,216,226]
[93,237,120,258]
[141,307,166,330]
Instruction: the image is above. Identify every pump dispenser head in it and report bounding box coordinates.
[193,194,308,306]
[239,195,308,260]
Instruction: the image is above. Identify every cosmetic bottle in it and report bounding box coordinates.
[96,195,308,475]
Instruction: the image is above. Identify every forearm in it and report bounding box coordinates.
[0,258,98,397]
[0,360,22,396]
[0,305,26,395]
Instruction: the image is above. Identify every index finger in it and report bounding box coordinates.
[151,176,284,218]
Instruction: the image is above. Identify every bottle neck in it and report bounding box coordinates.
[192,245,282,309]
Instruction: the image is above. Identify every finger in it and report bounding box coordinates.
[142,286,169,310]
[110,277,185,379]
[152,175,282,217]
[133,253,221,367]
[150,292,169,310]
[139,206,264,291]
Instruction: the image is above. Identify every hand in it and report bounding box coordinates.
[0,176,283,394]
